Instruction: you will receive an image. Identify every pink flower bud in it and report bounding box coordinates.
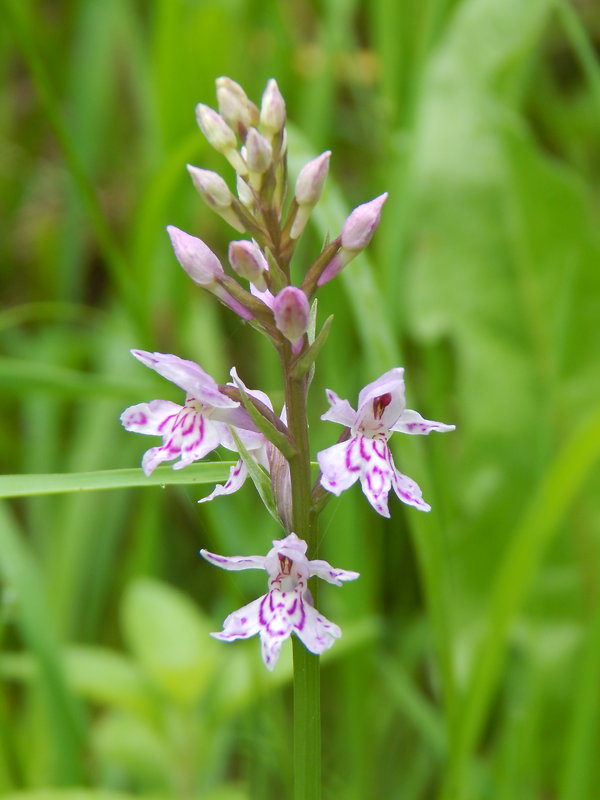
[167,225,224,286]
[216,76,258,132]
[260,79,286,138]
[290,151,331,239]
[273,286,310,347]
[195,103,247,176]
[195,104,236,152]
[186,165,232,208]
[228,240,269,290]
[316,193,388,286]
[187,166,245,233]
[341,192,388,251]
[294,151,331,205]
[246,127,272,174]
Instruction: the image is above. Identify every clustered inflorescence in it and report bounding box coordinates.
[121,78,454,670]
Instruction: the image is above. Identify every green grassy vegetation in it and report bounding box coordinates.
[2,0,600,797]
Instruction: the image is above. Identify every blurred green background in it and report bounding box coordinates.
[2,0,600,798]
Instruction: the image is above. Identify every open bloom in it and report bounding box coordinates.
[201,533,359,670]
[198,367,273,504]
[317,368,455,517]
[120,351,264,476]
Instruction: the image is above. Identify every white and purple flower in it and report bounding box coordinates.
[201,533,359,670]
[317,368,455,517]
[120,350,265,477]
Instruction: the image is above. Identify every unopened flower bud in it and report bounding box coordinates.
[341,192,388,250]
[260,79,286,139]
[167,225,224,286]
[228,240,269,291]
[195,103,248,176]
[168,225,253,319]
[187,165,245,233]
[273,286,310,348]
[290,150,331,239]
[216,76,258,134]
[295,151,331,205]
[246,127,272,174]
[317,193,388,286]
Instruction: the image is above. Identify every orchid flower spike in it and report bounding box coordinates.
[317,368,455,517]
[201,533,359,670]
[120,351,265,476]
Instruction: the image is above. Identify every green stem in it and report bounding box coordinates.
[281,343,321,800]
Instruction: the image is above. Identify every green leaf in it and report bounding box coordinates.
[291,314,334,380]
[229,428,281,524]
[228,374,296,459]
[0,462,235,498]
[120,578,221,707]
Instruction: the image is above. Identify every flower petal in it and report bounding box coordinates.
[358,438,394,518]
[258,590,297,670]
[308,559,360,585]
[294,601,342,655]
[317,439,361,496]
[141,446,173,476]
[321,389,357,428]
[171,414,222,469]
[131,350,236,408]
[211,596,263,640]
[198,459,248,503]
[355,367,406,433]
[390,465,431,512]
[200,548,265,571]
[391,409,456,436]
[120,400,182,436]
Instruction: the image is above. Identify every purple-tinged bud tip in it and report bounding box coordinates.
[260,79,286,138]
[216,76,258,132]
[186,165,232,208]
[195,103,248,176]
[245,128,272,174]
[167,225,224,286]
[273,286,310,346]
[294,151,331,206]
[341,192,388,251]
[228,240,269,291]
[195,104,237,152]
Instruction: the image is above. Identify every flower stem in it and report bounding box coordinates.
[282,343,321,800]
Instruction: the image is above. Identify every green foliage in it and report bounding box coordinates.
[2,0,600,797]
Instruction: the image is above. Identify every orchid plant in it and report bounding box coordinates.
[121,77,454,799]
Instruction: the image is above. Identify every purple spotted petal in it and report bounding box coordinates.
[320,389,357,428]
[317,438,362,496]
[200,549,266,571]
[358,437,395,517]
[211,596,263,640]
[131,350,236,408]
[198,459,248,503]
[294,601,342,656]
[355,367,406,433]
[391,409,456,436]
[120,399,182,436]
[308,559,360,586]
[390,465,431,512]
[258,589,299,670]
